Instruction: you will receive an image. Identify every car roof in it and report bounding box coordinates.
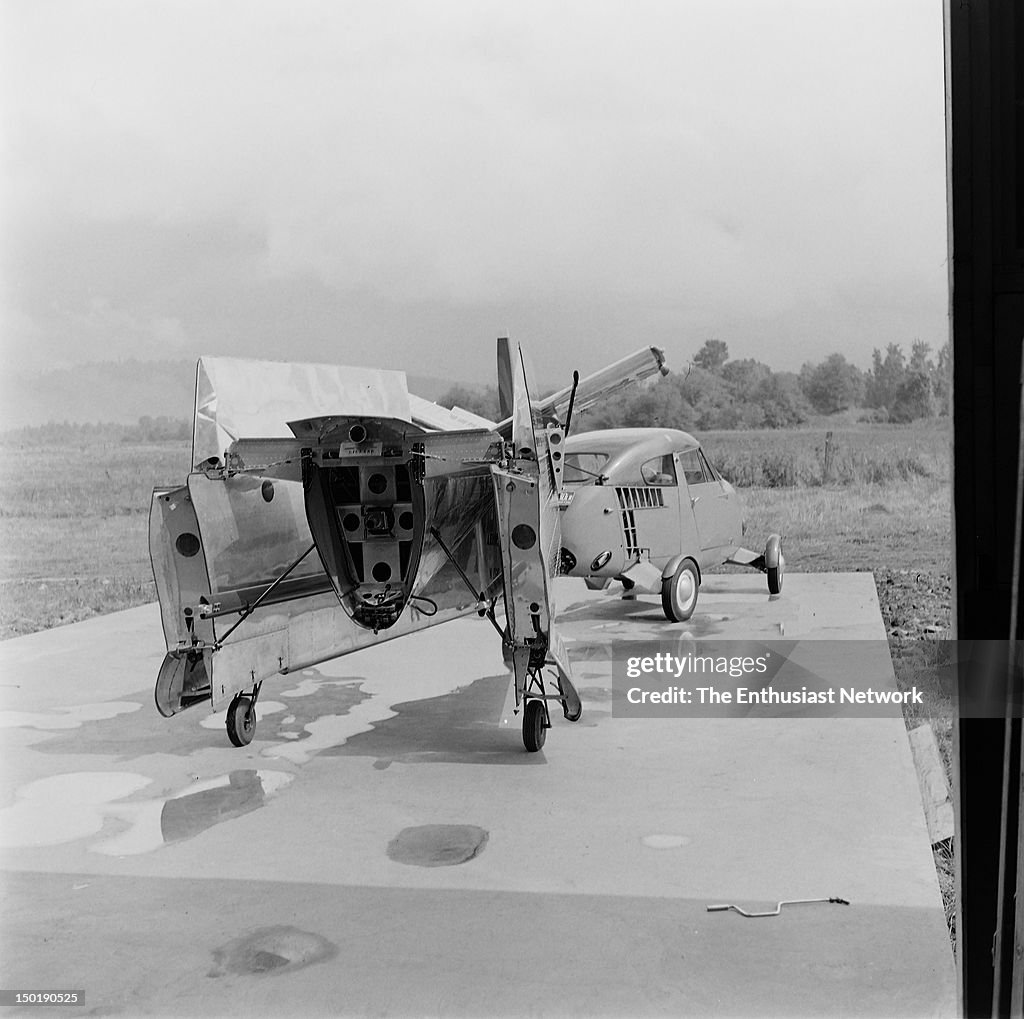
[564,427,700,458]
[563,428,702,480]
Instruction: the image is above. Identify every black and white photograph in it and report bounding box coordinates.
[1,1,1022,1016]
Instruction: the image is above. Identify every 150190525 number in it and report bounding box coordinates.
[0,990,84,1006]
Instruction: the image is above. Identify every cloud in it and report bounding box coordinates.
[1,0,948,380]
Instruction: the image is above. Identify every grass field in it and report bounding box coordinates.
[0,421,952,636]
[0,438,190,635]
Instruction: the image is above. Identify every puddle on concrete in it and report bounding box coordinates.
[0,772,151,848]
[279,675,324,697]
[161,771,291,843]
[324,675,540,766]
[30,677,372,761]
[208,926,338,978]
[387,824,489,867]
[642,834,692,849]
[0,702,141,730]
[0,766,294,855]
[263,704,396,765]
[92,770,293,856]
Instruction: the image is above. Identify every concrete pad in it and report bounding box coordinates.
[0,574,955,1016]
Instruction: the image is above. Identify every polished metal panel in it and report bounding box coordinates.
[193,357,412,466]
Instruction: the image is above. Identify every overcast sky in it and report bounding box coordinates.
[1,0,948,388]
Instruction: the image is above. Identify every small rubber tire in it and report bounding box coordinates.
[662,559,700,622]
[227,695,255,747]
[768,553,785,595]
[523,699,547,752]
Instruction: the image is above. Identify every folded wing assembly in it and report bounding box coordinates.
[149,340,667,751]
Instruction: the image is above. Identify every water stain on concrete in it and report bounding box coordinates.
[0,772,151,848]
[0,701,141,731]
[387,824,489,867]
[89,770,293,857]
[29,675,371,760]
[160,770,288,844]
[208,925,338,978]
[326,675,541,766]
[0,769,288,855]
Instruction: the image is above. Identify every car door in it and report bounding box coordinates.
[676,447,731,553]
[630,452,681,560]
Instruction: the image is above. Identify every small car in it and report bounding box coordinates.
[557,427,783,621]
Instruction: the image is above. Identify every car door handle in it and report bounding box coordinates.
[691,496,700,506]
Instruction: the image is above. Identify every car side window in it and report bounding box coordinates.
[697,449,718,481]
[640,454,676,486]
[676,449,706,485]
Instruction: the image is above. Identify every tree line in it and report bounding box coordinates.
[4,341,951,442]
[438,338,952,431]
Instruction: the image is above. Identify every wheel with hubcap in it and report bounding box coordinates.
[662,559,700,622]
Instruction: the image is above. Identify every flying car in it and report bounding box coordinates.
[149,340,668,752]
[558,428,784,620]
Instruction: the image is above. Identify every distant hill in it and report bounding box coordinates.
[0,359,459,430]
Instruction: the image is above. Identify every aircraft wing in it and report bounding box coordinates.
[153,367,505,716]
[192,357,411,467]
[495,344,668,440]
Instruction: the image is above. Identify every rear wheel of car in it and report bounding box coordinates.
[662,559,699,622]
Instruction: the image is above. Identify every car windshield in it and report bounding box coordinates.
[563,452,609,484]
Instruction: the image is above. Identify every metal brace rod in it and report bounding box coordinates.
[216,543,317,646]
[429,527,505,639]
[564,370,580,436]
[706,897,850,917]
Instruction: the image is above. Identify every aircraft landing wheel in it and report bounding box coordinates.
[662,559,699,622]
[226,694,256,747]
[768,553,785,595]
[523,699,547,752]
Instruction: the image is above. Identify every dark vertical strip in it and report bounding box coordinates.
[948,0,1024,1013]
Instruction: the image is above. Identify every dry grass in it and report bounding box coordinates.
[702,420,951,489]
[0,438,189,636]
[728,477,952,574]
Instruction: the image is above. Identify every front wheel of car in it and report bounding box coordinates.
[662,559,699,622]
